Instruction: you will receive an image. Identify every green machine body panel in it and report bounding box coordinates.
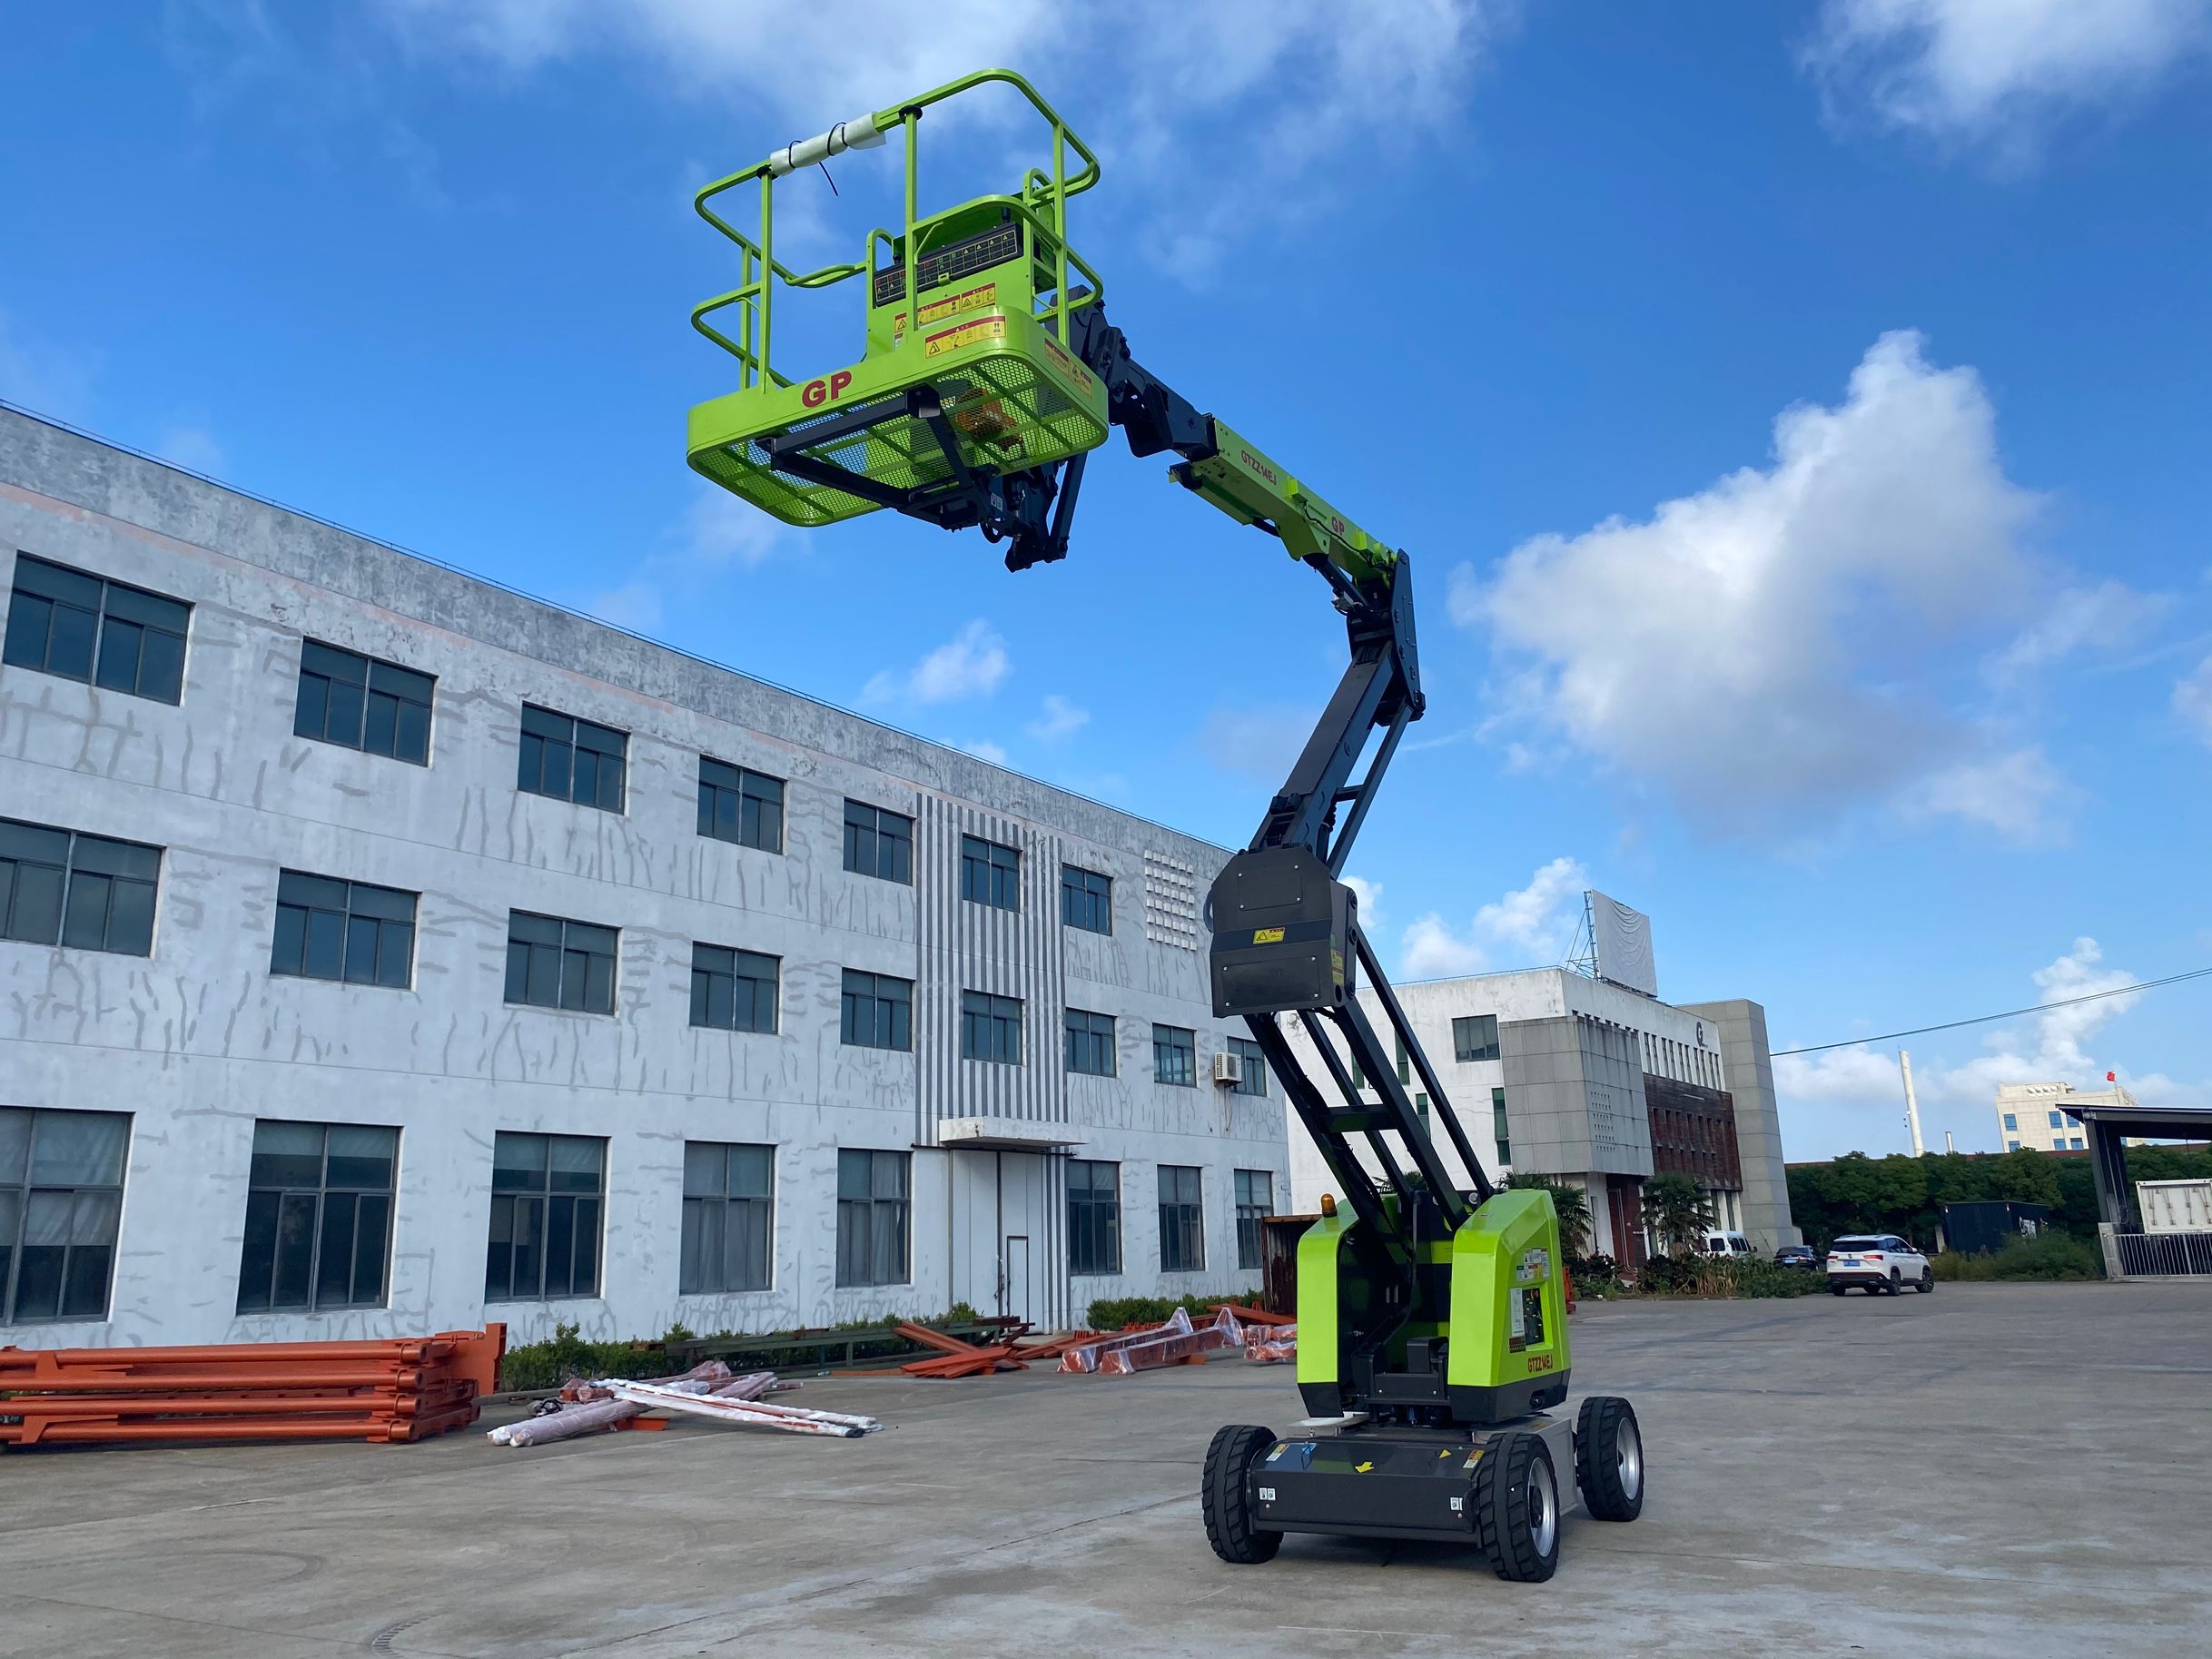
[1445,1188,1571,1420]
[1293,1209,1349,1391]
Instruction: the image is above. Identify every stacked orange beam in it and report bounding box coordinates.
[894,1323,1024,1378]
[0,1326,504,1449]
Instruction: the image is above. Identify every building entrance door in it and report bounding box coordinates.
[1002,1233,1032,1325]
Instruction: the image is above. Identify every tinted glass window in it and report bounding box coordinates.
[842,801,914,884]
[5,555,189,704]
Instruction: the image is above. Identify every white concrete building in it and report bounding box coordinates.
[0,409,1289,1349]
[1280,969,1798,1267]
[1996,1081,2121,1153]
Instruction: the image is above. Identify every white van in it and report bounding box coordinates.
[1701,1230,1755,1257]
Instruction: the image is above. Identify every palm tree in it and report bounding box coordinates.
[1640,1173,1715,1258]
[1505,1172,1595,1259]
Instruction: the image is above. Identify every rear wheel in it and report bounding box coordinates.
[1575,1396,1644,1522]
[1201,1424,1281,1565]
[1830,1282,1848,1296]
[1476,1430,1562,1583]
[1887,1270,1903,1296]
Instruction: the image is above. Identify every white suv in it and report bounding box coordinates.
[1826,1234,1932,1296]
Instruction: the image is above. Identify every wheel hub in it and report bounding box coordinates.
[1528,1457,1557,1557]
[1616,1417,1643,1500]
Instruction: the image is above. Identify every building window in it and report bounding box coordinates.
[690,943,779,1033]
[2008,1140,2022,1151]
[294,641,432,765]
[960,834,1020,910]
[1493,1086,1512,1164]
[485,1132,604,1301]
[835,1149,910,1286]
[1229,1035,1268,1096]
[1454,1013,1500,1062]
[2069,1137,2085,1150]
[1159,1164,1205,1273]
[517,704,627,813]
[0,817,160,957]
[1235,1169,1273,1271]
[842,801,913,884]
[271,871,416,988]
[840,969,913,1051]
[1068,1159,1121,1276]
[4,553,189,705]
[0,1107,129,1323]
[962,990,1023,1064]
[235,1120,398,1314]
[504,911,617,1014]
[2002,1112,2018,1131]
[1064,1009,1116,1077]
[2048,1111,2064,1129]
[1061,864,1112,933]
[1153,1024,1197,1088]
[681,1141,774,1295]
[698,757,784,853]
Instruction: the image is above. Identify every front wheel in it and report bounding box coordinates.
[1575,1396,1644,1522]
[1201,1423,1281,1565]
[1476,1430,1562,1583]
[1917,1270,1935,1294]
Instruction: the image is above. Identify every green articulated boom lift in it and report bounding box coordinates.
[686,69,1645,1583]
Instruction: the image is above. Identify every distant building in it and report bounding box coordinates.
[1280,968,1800,1271]
[1995,1081,2135,1153]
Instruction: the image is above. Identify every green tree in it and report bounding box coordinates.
[1641,1173,1715,1257]
[1505,1172,1594,1258]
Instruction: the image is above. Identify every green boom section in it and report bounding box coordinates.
[1175,420,1400,589]
[1446,1189,1571,1393]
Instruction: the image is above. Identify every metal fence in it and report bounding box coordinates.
[2114,1229,2212,1277]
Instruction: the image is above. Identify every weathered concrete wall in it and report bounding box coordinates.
[1682,998,1801,1249]
[0,410,1288,1347]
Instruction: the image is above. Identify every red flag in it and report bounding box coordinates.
[2106,1071,2117,1082]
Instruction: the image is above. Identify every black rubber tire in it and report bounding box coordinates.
[1865,1283,1883,1295]
[1574,1396,1644,1522]
[1475,1430,1562,1583]
[1201,1423,1281,1565]
[1830,1282,1848,1296]
[1887,1270,1902,1296]
[1917,1270,1935,1294]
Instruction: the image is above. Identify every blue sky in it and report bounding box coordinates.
[5,2,2209,1160]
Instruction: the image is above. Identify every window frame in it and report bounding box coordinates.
[0,1106,131,1324]
[293,639,433,765]
[1453,1013,1500,1063]
[1229,1035,1268,1097]
[484,1131,606,1302]
[516,703,628,814]
[1060,864,1112,934]
[679,1141,775,1296]
[1063,1008,1116,1078]
[0,816,161,957]
[270,870,418,990]
[961,990,1024,1065]
[504,910,619,1015]
[689,942,781,1034]
[697,756,786,854]
[960,834,1021,911]
[1234,1169,1273,1271]
[840,968,914,1052]
[1157,1163,1206,1274]
[4,553,190,705]
[834,1148,912,1287]
[841,800,915,884]
[235,1119,400,1315]
[1153,1023,1198,1089]
[1068,1159,1122,1277]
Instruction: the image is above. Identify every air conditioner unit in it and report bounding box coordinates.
[1212,1051,1243,1087]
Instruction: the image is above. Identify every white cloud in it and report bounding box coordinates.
[1399,856,1588,981]
[1776,937,2201,1150]
[683,486,783,571]
[1343,874,1385,933]
[1987,580,2168,682]
[377,2,1501,274]
[1457,331,2099,843]
[585,580,665,634]
[1899,746,2073,845]
[1197,704,1316,784]
[1806,0,2212,153]
[864,618,1009,705]
[1025,694,1090,743]
[963,739,1010,765]
[2176,656,2212,747]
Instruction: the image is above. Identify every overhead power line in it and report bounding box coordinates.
[1771,966,2212,1058]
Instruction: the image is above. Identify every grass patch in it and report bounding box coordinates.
[1931,1231,2104,1282]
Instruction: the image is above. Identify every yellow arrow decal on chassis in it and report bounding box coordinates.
[1354,1460,1373,1474]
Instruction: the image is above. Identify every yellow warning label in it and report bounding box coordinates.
[1252,927,1286,944]
[917,282,996,327]
[923,315,1006,359]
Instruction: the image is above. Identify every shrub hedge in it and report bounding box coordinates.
[1930,1231,2103,1282]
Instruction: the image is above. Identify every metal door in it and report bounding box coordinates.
[1002,1234,1032,1325]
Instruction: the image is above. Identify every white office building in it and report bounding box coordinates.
[1279,968,1799,1267]
[1995,1081,2127,1153]
[0,409,1289,1350]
